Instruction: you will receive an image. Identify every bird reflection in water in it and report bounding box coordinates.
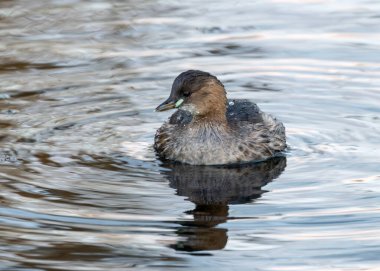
[160,156,287,252]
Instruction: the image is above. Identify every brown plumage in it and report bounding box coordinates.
[154,70,286,165]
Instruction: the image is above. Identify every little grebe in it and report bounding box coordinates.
[154,70,286,165]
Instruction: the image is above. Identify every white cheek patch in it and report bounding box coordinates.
[181,104,199,115]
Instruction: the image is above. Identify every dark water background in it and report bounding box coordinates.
[1,0,380,270]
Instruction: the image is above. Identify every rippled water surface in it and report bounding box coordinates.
[1,0,380,270]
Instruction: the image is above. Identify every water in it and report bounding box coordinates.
[1,0,380,270]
